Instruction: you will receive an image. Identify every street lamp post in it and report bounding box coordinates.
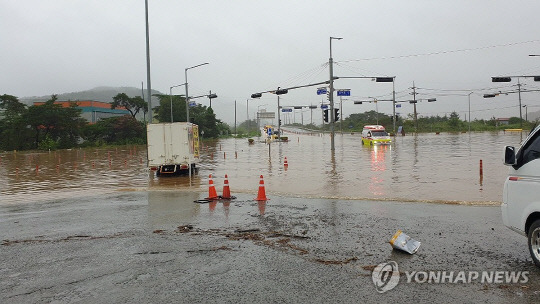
[257,104,267,131]
[392,79,396,134]
[468,92,473,133]
[144,0,152,123]
[169,83,186,123]
[329,36,342,151]
[185,62,209,123]
[518,79,523,128]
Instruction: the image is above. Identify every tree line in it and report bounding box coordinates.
[0,93,230,151]
[286,110,536,133]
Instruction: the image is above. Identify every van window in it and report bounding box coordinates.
[517,131,540,168]
[371,131,388,137]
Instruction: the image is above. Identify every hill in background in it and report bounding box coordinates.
[19,86,162,106]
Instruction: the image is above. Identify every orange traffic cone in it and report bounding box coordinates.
[222,174,232,199]
[206,174,219,200]
[258,201,266,215]
[255,175,268,201]
[284,157,288,167]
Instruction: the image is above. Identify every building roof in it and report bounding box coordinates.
[33,100,127,110]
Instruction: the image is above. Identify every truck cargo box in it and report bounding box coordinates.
[147,122,200,175]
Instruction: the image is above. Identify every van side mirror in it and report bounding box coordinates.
[504,146,517,166]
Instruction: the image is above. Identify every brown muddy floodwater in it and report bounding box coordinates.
[0,129,527,205]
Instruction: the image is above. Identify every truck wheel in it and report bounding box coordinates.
[528,219,540,267]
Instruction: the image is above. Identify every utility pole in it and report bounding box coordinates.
[340,96,343,134]
[329,37,342,151]
[411,82,418,132]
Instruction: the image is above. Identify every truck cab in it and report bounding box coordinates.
[502,125,540,266]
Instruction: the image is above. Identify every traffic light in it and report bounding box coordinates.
[334,108,340,121]
[323,109,329,122]
[483,94,497,98]
[375,77,394,82]
[279,119,282,126]
[276,89,288,95]
[492,77,512,82]
[535,76,540,82]
[251,93,262,98]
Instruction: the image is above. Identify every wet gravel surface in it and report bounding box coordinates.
[1,191,539,303]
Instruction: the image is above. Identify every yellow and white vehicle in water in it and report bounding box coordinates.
[261,125,279,142]
[361,125,391,145]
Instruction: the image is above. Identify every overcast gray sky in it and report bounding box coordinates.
[2,0,540,125]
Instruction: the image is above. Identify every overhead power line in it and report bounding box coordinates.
[338,39,540,63]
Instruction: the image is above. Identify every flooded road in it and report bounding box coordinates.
[2,192,538,302]
[1,131,538,303]
[0,130,526,205]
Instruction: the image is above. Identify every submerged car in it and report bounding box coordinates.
[361,125,391,145]
[502,124,540,266]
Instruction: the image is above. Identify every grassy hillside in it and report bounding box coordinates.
[20,86,161,105]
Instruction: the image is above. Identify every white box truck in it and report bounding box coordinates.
[146,122,200,176]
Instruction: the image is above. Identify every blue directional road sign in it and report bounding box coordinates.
[317,87,328,95]
[281,108,293,112]
[320,104,329,109]
[337,90,351,96]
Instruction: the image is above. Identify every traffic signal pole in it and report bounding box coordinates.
[277,95,281,139]
[329,37,342,151]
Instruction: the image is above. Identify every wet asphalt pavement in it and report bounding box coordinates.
[1,191,539,303]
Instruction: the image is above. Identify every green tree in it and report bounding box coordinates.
[80,115,145,145]
[25,95,85,149]
[111,93,148,118]
[153,94,229,138]
[448,111,462,130]
[0,94,26,116]
[154,94,185,123]
[0,94,32,150]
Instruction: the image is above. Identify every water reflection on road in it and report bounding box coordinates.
[0,130,526,205]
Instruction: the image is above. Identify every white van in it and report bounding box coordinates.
[361,125,391,145]
[502,125,540,266]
